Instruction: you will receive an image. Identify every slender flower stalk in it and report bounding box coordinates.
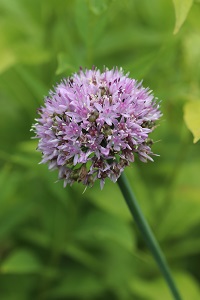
[118,173,182,300]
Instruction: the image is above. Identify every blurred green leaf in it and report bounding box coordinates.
[156,158,200,242]
[0,200,34,240]
[96,27,164,58]
[49,270,104,299]
[88,181,131,221]
[16,140,39,154]
[15,66,48,102]
[0,0,50,74]
[183,100,200,143]
[88,0,110,15]
[183,32,200,75]
[56,53,75,75]
[0,274,38,300]
[75,0,90,45]
[75,0,108,64]
[74,210,135,251]
[167,238,200,258]
[0,165,16,205]
[102,241,137,298]
[0,48,16,74]
[65,243,102,272]
[156,198,200,241]
[1,249,42,274]
[129,272,200,300]
[173,0,193,34]
[19,228,50,249]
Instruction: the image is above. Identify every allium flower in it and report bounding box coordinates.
[32,67,161,189]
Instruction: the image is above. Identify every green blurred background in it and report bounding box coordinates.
[0,0,200,299]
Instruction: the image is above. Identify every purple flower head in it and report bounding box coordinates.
[32,67,161,189]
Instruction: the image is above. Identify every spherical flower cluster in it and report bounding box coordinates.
[32,67,161,189]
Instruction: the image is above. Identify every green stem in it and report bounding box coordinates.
[117,172,182,300]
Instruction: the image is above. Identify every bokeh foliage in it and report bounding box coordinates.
[0,0,200,299]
